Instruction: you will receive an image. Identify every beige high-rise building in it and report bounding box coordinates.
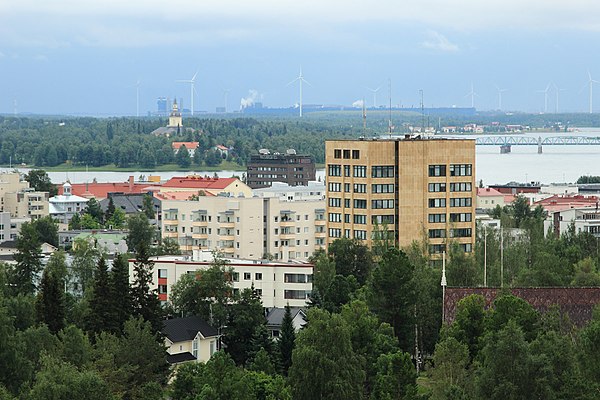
[325,137,476,257]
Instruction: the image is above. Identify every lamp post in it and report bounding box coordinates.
[441,251,447,325]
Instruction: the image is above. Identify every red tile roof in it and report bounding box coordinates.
[162,176,238,190]
[477,187,504,197]
[172,142,199,150]
[154,190,215,200]
[534,194,599,212]
[58,176,161,199]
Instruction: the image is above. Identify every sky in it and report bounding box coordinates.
[2,1,600,116]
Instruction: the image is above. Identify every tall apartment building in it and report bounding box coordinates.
[325,137,476,256]
[160,184,326,262]
[246,149,316,189]
[0,173,49,220]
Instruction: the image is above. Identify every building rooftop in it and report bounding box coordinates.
[163,316,218,343]
[162,176,239,190]
[477,187,504,197]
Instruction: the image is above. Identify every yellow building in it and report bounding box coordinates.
[325,137,476,256]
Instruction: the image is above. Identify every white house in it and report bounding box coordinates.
[49,182,89,224]
[163,316,219,365]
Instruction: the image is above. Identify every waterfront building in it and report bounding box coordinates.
[325,136,476,256]
[57,176,161,200]
[129,252,313,308]
[49,182,89,224]
[159,176,252,198]
[246,149,316,189]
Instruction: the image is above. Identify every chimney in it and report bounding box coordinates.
[128,176,134,192]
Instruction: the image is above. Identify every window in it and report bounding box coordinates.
[284,290,311,299]
[328,182,341,192]
[158,285,167,294]
[328,197,341,207]
[158,269,167,278]
[372,184,395,193]
[343,149,351,159]
[233,272,239,282]
[328,164,341,176]
[428,165,446,177]
[254,288,263,296]
[305,239,309,245]
[255,273,263,280]
[344,165,351,177]
[328,213,341,222]
[372,215,395,224]
[353,199,367,209]
[450,164,472,176]
[461,243,473,252]
[450,228,472,238]
[429,244,446,254]
[372,199,395,209]
[192,339,198,358]
[450,182,472,192]
[354,230,367,240]
[353,165,367,178]
[344,183,350,192]
[329,228,342,237]
[428,229,446,239]
[353,184,367,193]
[428,183,446,192]
[344,214,350,223]
[428,213,446,223]
[334,149,342,158]
[449,197,472,207]
[372,166,395,178]
[285,273,309,283]
[244,272,251,280]
[352,150,360,159]
[428,198,446,208]
[450,213,472,222]
[344,198,350,208]
[353,214,367,224]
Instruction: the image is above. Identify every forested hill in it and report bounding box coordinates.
[0,116,360,169]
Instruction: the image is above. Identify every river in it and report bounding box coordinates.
[2,130,600,186]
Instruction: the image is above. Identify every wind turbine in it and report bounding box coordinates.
[365,85,382,108]
[176,71,198,116]
[536,83,551,113]
[464,82,478,108]
[287,67,311,117]
[552,82,566,114]
[494,85,508,110]
[584,71,599,114]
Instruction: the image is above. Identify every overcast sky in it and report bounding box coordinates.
[2,0,600,115]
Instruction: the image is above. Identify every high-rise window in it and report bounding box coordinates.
[428,165,446,177]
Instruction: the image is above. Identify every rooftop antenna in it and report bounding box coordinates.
[176,70,199,116]
[420,89,425,132]
[366,85,382,108]
[287,66,311,117]
[362,98,367,132]
[388,78,392,136]
[494,84,508,111]
[465,82,478,108]
[536,83,551,113]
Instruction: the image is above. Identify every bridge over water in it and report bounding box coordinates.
[474,136,600,153]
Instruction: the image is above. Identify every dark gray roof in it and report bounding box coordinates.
[0,240,18,249]
[163,316,218,342]
[266,307,305,327]
[100,193,160,215]
[166,352,196,364]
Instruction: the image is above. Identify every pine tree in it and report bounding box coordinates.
[105,196,116,223]
[12,222,43,296]
[131,244,163,334]
[36,267,65,334]
[109,253,132,335]
[87,257,114,336]
[142,194,155,220]
[279,303,296,375]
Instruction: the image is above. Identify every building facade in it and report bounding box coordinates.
[246,150,316,189]
[160,192,326,262]
[129,253,313,308]
[325,137,476,256]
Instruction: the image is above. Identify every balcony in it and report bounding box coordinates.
[192,232,208,240]
[192,219,208,227]
[219,221,235,229]
[163,231,178,239]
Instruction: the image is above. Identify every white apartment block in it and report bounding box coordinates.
[129,252,313,308]
[161,184,326,262]
[545,207,600,238]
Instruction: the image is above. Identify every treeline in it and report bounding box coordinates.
[0,116,355,169]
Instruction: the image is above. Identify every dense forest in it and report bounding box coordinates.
[2,111,599,171]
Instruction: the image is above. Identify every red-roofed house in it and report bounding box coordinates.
[57,176,161,200]
[172,142,200,157]
[160,175,252,197]
[534,194,600,213]
[477,187,505,209]
[154,190,216,201]
[214,145,229,157]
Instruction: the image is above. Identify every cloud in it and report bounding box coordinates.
[421,31,459,52]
